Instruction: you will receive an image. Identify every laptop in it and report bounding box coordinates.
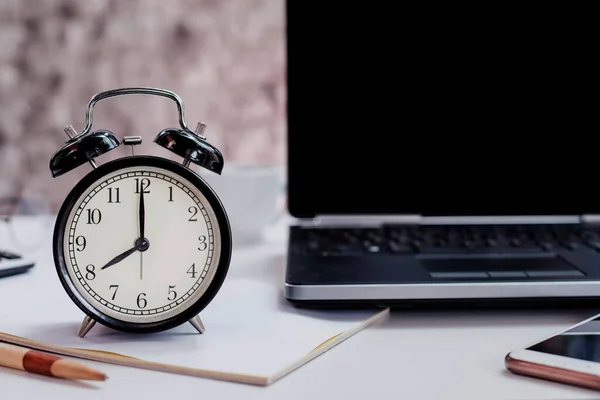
[283,3,600,308]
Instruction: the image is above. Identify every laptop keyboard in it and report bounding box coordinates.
[292,224,600,256]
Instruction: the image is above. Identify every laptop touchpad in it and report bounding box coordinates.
[423,257,585,279]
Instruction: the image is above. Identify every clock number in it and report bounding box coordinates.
[109,285,119,300]
[188,206,198,222]
[85,264,96,280]
[86,208,102,224]
[137,293,147,309]
[167,285,177,301]
[135,178,151,194]
[187,263,197,278]
[108,187,121,203]
[168,186,174,202]
[198,235,207,251]
[75,235,86,251]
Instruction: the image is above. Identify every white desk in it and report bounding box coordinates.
[1,216,600,399]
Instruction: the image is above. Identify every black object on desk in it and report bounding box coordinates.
[284,2,600,309]
[0,248,35,279]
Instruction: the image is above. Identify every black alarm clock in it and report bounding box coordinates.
[49,87,232,337]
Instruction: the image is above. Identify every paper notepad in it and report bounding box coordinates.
[0,253,388,386]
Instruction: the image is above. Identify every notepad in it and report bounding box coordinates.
[0,258,388,386]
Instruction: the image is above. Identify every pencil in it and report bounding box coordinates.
[0,342,107,381]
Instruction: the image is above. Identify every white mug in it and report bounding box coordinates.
[198,163,285,246]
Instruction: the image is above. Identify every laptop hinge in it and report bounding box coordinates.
[422,215,580,225]
[297,215,422,227]
[581,214,600,224]
[297,215,582,227]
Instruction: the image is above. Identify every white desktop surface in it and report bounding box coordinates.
[1,216,600,399]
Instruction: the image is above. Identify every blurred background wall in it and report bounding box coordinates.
[0,0,286,212]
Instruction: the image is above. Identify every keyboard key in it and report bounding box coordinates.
[586,241,600,251]
[429,272,489,279]
[388,242,413,254]
[562,242,579,251]
[419,246,467,254]
[366,245,380,253]
[525,270,585,278]
[538,242,554,251]
[488,271,527,278]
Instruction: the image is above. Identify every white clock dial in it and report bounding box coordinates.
[62,165,222,324]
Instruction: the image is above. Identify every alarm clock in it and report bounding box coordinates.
[48,87,232,337]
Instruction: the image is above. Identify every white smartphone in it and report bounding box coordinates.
[506,313,600,391]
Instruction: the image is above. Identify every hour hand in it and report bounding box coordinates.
[101,246,138,270]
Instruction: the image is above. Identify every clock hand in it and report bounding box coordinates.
[139,187,146,279]
[101,246,138,270]
[139,186,145,239]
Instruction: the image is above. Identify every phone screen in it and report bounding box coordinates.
[528,316,600,362]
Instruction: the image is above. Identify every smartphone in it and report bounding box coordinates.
[506,313,600,391]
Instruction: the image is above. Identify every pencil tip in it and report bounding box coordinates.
[86,372,108,381]
[50,359,108,381]
[91,372,108,381]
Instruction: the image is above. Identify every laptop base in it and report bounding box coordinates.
[284,223,600,309]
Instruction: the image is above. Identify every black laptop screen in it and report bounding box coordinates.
[286,3,598,218]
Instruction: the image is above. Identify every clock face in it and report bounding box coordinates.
[59,162,225,326]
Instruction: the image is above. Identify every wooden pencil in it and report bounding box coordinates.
[0,342,107,381]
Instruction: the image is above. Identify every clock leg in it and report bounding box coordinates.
[78,315,96,338]
[189,315,205,334]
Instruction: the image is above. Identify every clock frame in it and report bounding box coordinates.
[53,156,232,335]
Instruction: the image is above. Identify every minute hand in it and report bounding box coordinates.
[101,246,138,270]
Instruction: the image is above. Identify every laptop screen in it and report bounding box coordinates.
[286,3,597,218]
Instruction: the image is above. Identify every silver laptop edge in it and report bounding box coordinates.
[285,281,600,301]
